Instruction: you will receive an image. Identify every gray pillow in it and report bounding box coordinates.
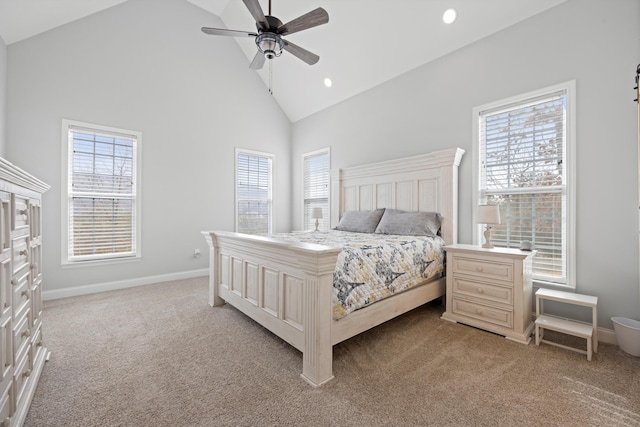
[374,209,441,237]
[334,209,385,233]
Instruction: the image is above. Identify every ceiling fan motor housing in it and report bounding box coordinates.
[255,16,284,59]
[256,32,283,59]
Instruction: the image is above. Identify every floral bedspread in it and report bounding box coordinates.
[271,231,445,319]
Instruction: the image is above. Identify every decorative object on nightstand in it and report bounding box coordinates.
[312,207,323,231]
[441,244,536,344]
[520,240,533,251]
[477,204,501,248]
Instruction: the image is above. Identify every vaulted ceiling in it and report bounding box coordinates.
[0,0,567,122]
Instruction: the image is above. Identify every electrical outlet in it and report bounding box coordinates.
[194,248,201,258]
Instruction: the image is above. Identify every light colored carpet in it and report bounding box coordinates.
[25,277,640,427]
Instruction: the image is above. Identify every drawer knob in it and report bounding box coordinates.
[23,328,31,338]
[23,368,31,378]
[477,287,484,293]
[31,263,38,270]
[18,209,28,216]
[21,290,31,299]
[10,278,17,286]
[476,309,484,315]
[19,249,28,257]
[476,266,483,272]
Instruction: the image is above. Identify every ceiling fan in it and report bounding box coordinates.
[201,0,329,70]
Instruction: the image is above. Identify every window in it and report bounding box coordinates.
[473,81,575,288]
[303,149,330,231]
[62,120,141,263]
[236,148,273,234]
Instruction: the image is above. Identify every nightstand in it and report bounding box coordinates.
[441,244,536,344]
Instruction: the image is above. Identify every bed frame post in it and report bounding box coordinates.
[299,251,336,387]
[201,232,225,307]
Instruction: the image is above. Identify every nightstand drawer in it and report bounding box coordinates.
[452,277,513,305]
[452,256,513,282]
[452,297,513,329]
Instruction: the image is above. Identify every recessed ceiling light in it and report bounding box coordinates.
[324,78,332,88]
[443,8,457,24]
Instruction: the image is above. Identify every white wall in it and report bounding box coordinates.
[291,0,640,328]
[6,0,292,295]
[0,35,6,157]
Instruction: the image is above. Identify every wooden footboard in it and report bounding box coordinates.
[202,230,342,386]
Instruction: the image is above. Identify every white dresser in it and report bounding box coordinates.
[0,158,49,426]
[441,244,535,344]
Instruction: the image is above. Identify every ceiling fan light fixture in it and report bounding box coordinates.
[256,33,283,59]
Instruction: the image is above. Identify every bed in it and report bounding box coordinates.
[202,147,464,386]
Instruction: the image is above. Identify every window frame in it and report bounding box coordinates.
[302,148,330,231]
[235,148,274,234]
[61,119,142,266]
[472,81,576,290]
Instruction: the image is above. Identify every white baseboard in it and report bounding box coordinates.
[597,326,617,345]
[43,269,209,301]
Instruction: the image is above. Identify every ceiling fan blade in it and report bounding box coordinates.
[201,27,257,37]
[278,7,329,35]
[242,0,269,30]
[249,51,266,70]
[282,40,319,65]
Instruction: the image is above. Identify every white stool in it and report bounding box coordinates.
[535,288,598,361]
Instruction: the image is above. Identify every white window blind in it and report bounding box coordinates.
[479,88,570,286]
[67,124,139,261]
[236,150,273,234]
[303,149,329,231]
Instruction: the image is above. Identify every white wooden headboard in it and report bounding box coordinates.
[330,147,465,245]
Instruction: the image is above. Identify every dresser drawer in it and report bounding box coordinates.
[452,296,513,329]
[452,256,514,282]
[13,344,32,413]
[12,194,29,231]
[0,377,11,427]
[0,258,10,320]
[452,277,513,305]
[13,310,31,368]
[0,316,11,382]
[12,235,29,276]
[29,324,44,369]
[11,269,30,321]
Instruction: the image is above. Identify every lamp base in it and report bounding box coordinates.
[314,219,319,232]
[482,226,494,249]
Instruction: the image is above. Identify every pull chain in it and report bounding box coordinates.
[269,59,273,95]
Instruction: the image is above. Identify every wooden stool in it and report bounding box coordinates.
[535,288,598,361]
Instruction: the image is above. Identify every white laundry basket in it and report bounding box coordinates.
[611,317,640,357]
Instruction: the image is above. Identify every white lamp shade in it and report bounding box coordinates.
[312,208,323,219]
[477,204,501,225]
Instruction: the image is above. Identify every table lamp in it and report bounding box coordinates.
[312,208,323,232]
[477,204,501,248]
